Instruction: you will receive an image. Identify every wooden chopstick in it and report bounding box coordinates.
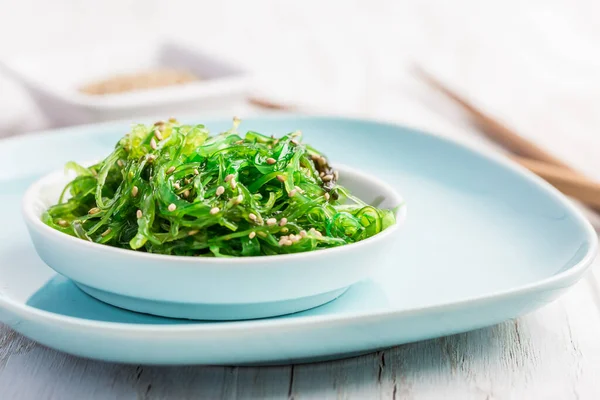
[412,67,574,171]
[412,66,600,209]
[511,156,600,208]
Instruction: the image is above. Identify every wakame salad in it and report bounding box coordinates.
[43,118,397,257]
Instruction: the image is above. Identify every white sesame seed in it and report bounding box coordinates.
[266,158,276,165]
[294,185,304,193]
[291,235,301,243]
[230,179,237,190]
[183,190,190,198]
[147,154,156,162]
[57,219,68,227]
[324,192,330,201]
[88,207,100,215]
[276,175,286,182]
[225,174,235,182]
[288,189,297,197]
[279,218,288,226]
[235,194,243,204]
[166,166,176,175]
[249,231,256,239]
[315,230,323,237]
[284,239,293,246]
[188,230,199,236]
[311,154,320,161]
[299,230,307,238]
[320,172,325,177]
[322,174,333,182]
[168,203,177,212]
[266,218,277,226]
[333,170,339,180]
[150,138,157,150]
[193,169,199,175]
[117,160,124,167]
[291,139,299,145]
[173,182,181,190]
[131,186,139,197]
[136,210,143,219]
[154,129,163,141]
[154,120,165,126]
[101,228,112,237]
[210,207,220,215]
[216,186,225,196]
[249,213,257,221]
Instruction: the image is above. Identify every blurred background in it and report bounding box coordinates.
[1,0,599,176]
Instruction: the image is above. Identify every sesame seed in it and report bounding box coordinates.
[318,157,327,166]
[188,230,199,236]
[193,169,199,175]
[276,175,286,182]
[150,138,157,150]
[283,239,293,246]
[101,228,112,237]
[210,207,220,215]
[266,158,276,165]
[225,174,235,182]
[257,231,267,238]
[249,231,256,239]
[279,217,288,226]
[235,194,243,204]
[288,189,297,197]
[88,207,100,215]
[311,154,320,161]
[216,186,225,196]
[230,179,238,190]
[266,218,277,226]
[173,182,181,190]
[300,230,307,238]
[154,130,163,141]
[280,227,289,233]
[147,154,156,162]
[291,139,299,145]
[333,170,339,180]
[57,219,68,227]
[324,192,330,201]
[168,203,177,212]
[235,140,244,145]
[166,166,176,175]
[117,160,124,167]
[315,230,323,237]
[136,210,143,219]
[168,117,177,123]
[320,172,325,177]
[183,190,190,198]
[131,186,139,197]
[322,174,333,182]
[248,213,257,221]
[291,234,301,242]
[154,120,165,126]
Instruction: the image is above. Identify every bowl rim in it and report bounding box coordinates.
[22,162,406,265]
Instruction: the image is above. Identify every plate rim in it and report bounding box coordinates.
[0,114,597,333]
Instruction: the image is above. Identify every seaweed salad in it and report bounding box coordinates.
[43,118,397,257]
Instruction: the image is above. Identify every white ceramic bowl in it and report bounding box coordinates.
[22,164,406,320]
[0,40,251,126]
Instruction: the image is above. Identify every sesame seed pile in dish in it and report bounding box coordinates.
[43,118,397,256]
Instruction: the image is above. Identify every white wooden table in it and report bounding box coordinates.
[1,1,600,398]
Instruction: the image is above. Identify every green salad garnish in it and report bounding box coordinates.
[43,118,397,257]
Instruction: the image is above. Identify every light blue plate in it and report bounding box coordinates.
[0,115,596,365]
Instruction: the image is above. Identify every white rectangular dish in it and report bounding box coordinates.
[0,41,252,126]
